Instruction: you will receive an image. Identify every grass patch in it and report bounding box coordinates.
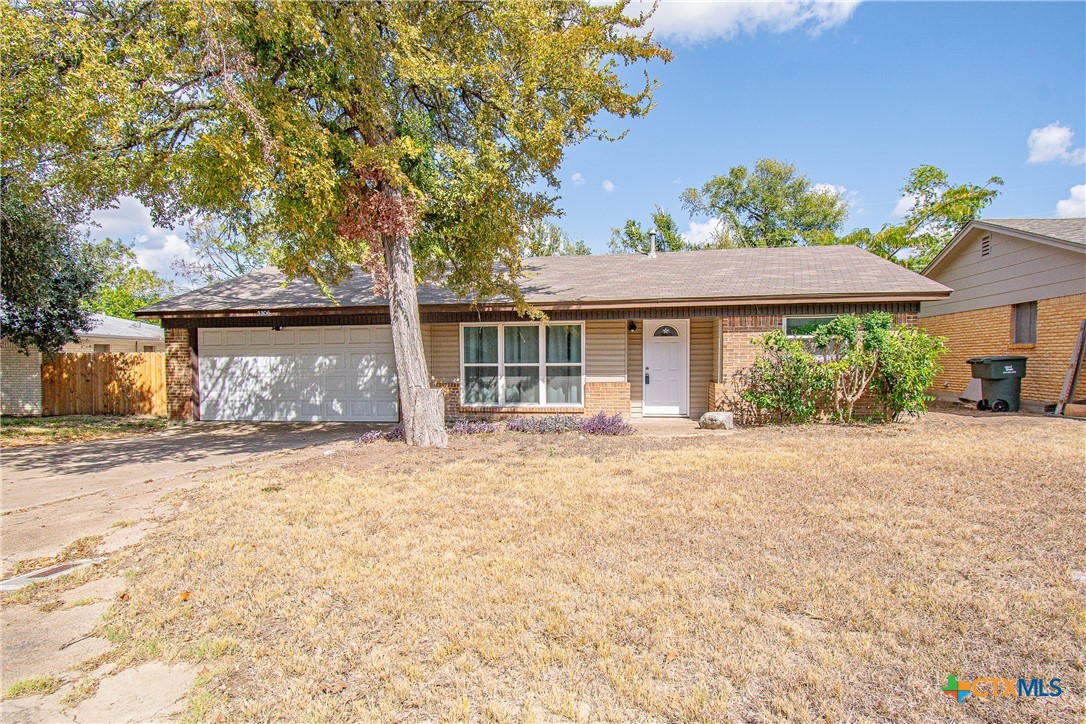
[0,415,167,448]
[106,412,1085,721]
[110,520,136,529]
[63,597,100,609]
[4,676,62,700]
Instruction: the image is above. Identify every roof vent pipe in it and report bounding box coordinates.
[648,229,657,258]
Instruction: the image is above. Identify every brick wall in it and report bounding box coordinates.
[165,327,195,421]
[1,339,43,416]
[921,293,1086,404]
[584,381,631,417]
[434,380,630,419]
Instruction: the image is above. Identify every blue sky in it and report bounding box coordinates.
[93,0,1086,273]
[554,1,1086,251]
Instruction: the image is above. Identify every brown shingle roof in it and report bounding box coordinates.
[137,245,949,316]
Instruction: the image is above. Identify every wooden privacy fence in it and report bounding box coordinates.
[41,353,167,416]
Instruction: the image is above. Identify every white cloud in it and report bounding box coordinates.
[1056,184,1086,218]
[571,172,586,185]
[632,0,862,43]
[82,196,195,279]
[1027,123,1086,165]
[601,179,616,193]
[812,183,846,196]
[682,218,725,247]
[892,194,917,218]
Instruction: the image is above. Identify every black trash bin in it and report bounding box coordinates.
[967,355,1028,412]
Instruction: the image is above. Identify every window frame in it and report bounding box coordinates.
[782,316,841,361]
[1012,301,1037,345]
[459,321,585,408]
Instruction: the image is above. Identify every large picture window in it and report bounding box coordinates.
[461,323,584,407]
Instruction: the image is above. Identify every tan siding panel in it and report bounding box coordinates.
[689,318,714,417]
[429,323,460,383]
[921,230,1086,317]
[628,324,643,417]
[585,320,627,382]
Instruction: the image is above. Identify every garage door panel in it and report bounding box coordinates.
[199,326,398,422]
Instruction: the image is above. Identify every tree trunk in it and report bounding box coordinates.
[381,197,447,448]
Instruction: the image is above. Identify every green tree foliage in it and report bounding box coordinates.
[608,206,695,254]
[521,220,590,257]
[0,190,97,355]
[681,159,849,247]
[86,238,176,320]
[4,0,669,444]
[841,165,1002,270]
[174,213,273,286]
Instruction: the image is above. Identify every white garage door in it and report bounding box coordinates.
[198,326,399,422]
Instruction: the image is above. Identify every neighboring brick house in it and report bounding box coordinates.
[135,246,948,423]
[0,339,43,416]
[919,218,1086,409]
[0,314,165,417]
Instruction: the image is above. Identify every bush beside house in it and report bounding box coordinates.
[727,313,946,424]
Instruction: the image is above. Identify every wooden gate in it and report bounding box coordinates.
[41,353,167,416]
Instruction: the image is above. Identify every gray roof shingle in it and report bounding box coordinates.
[977,218,1086,246]
[137,245,949,315]
[84,314,165,341]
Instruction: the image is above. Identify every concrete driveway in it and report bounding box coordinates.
[2,422,377,565]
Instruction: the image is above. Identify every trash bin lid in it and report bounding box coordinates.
[966,355,1029,363]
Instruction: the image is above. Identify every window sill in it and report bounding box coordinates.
[1009,343,1036,350]
[460,405,584,414]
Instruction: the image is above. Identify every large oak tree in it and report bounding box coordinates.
[3,0,670,445]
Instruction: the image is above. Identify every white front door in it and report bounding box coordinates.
[643,320,689,416]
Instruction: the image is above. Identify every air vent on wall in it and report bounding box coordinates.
[980,235,991,257]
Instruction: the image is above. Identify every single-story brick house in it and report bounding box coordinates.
[919,218,1085,409]
[135,246,950,422]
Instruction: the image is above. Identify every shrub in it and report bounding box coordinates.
[579,411,634,435]
[870,326,946,421]
[740,331,826,423]
[504,415,582,434]
[448,419,500,435]
[737,313,945,424]
[357,425,404,443]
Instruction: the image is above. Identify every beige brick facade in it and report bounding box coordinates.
[1,339,43,416]
[165,327,195,421]
[435,380,631,420]
[921,293,1086,404]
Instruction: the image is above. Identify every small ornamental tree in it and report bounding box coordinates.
[812,313,890,423]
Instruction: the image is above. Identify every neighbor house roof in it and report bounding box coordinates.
[136,246,950,318]
[923,218,1086,277]
[83,314,165,342]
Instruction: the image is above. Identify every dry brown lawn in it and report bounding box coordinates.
[104,410,1085,722]
[0,415,167,447]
